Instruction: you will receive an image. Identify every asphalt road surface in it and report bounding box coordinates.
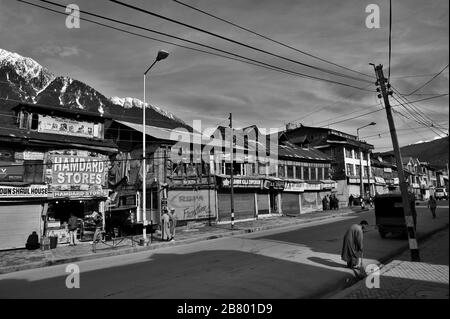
[0,204,448,299]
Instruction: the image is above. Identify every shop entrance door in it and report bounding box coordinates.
[269,191,278,214]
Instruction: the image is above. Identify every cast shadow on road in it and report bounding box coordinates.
[0,249,358,299]
[307,257,346,269]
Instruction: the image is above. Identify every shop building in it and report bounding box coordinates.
[105,120,219,231]
[0,102,117,250]
[277,124,373,205]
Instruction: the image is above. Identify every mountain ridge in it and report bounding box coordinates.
[0,48,189,130]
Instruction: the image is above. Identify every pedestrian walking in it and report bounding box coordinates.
[349,194,354,207]
[91,212,103,244]
[341,220,368,270]
[168,207,177,241]
[360,195,365,209]
[322,195,329,211]
[428,195,437,218]
[68,213,78,246]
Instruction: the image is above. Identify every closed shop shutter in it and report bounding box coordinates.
[0,203,42,250]
[218,193,255,222]
[257,193,270,215]
[282,193,300,216]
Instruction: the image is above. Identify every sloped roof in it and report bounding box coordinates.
[278,142,330,162]
[0,127,117,152]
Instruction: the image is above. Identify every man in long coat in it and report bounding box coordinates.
[341,220,368,269]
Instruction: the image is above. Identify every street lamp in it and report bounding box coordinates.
[356,122,376,200]
[142,50,169,244]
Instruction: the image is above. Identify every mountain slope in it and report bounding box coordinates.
[0,48,190,130]
[381,137,449,169]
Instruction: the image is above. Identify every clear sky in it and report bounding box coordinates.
[0,0,448,151]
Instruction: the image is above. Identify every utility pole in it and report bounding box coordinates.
[229,113,235,229]
[372,63,420,262]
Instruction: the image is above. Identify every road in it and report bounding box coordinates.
[0,203,448,299]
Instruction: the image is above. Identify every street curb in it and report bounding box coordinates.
[326,223,450,299]
[0,210,357,275]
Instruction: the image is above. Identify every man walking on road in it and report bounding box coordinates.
[68,213,78,246]
[428,195,437,218]
[341,220,368,269]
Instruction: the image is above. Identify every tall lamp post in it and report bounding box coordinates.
[142,50,169,243]
[357,122,376,199]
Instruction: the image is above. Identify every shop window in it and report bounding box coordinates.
[295,166,302,179]
[311,167,318,180]
[287,165,294,178]
[355,151,360,160]
[346,164,353,176]
[364,166,370,177]
[23,160,43,183]
[19,111,29,129]
[258,163,267,176]
[318,167,323,180]
[356,165,361,176]
[303,167,310,180]
[278,165,285,178]
[30,113,39,130]
[324,167,330,179]
[345,148,353,158]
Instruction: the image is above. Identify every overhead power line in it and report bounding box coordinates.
[107,0,373,84]
[172,0,374,80]
[404,64,449,96]
[26,0,374,92]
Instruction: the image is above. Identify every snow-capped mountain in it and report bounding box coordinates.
[0,48,187,129]
[110,96,184,123]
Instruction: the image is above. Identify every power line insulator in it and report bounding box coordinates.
[375,80,380,86]
[388,90,394,96]
[377,94,382,99]
[376,88,381,92]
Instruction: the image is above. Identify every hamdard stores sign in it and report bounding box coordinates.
[46,154,108,189]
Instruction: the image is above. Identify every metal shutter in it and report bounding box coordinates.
[0,203,43,250]
[282,193,300,216]
[218,193,255,222]
[257,193,270,215]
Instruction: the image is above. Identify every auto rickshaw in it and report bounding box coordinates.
[374,192,417,238]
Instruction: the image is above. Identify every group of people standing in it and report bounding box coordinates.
[322,194,339,211]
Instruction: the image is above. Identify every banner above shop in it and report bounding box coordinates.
[221,177,262,188]
[304,183,321,191]
[0,185,48,198]
[348,177,376,184]
[50,189,109,199]
[284,181,306,192]
[38,114,101,138]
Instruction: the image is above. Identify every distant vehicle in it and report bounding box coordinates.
[434,188,448,200]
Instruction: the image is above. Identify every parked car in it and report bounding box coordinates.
[434,188,448,200]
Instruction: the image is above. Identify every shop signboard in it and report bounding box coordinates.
[15,151,45,161]
[0,185,48,198]
[50,189,109,199]
[374,177,386,185]
[284,181,305,192]
[168,189,216,221]
[304,183,321,191]
[38,114,99,138]
[46,154,108,191]
[221,178,262,188]
[320,181,337,190]
[301,192,318,211]
[0,165,24,182]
